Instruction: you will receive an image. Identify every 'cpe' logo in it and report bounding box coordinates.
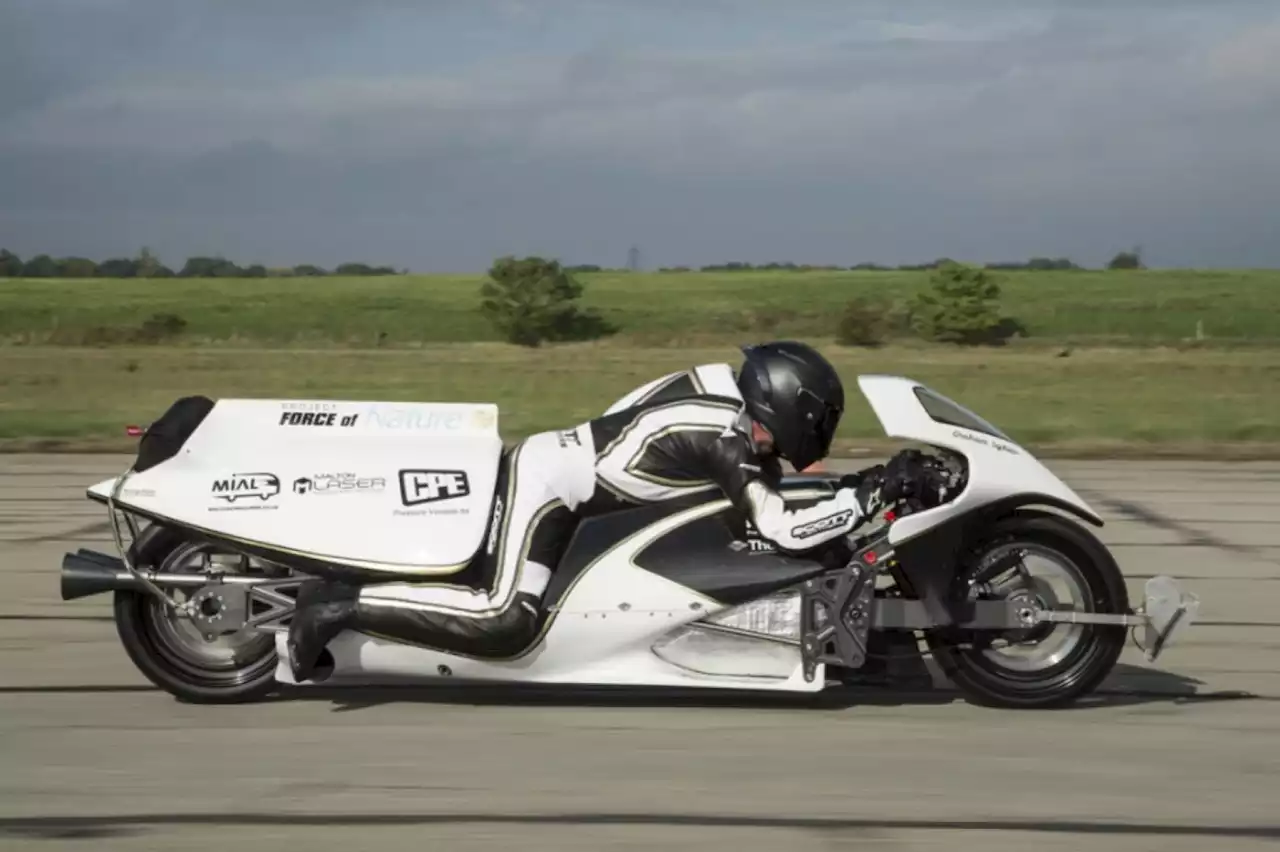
[398,469,471,506]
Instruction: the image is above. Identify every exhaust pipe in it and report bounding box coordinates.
[61,551,141,600]
[60,550,265,601]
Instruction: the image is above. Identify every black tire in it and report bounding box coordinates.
[925,509,1129,709]
[113,528,280,704]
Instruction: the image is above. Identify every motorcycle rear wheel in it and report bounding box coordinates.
[113,530,280,704]
[925,510,1129,709]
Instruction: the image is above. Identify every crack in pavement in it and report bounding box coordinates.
[6,520,112,544]
[1,812,1278,842]
[1083,491,1280,564]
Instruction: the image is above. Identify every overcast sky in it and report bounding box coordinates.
[2,0,1278,271]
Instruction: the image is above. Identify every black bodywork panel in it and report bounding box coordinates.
[544,475,841,609]
[135,395,216,473]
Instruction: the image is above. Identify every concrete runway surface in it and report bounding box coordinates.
[1,454,1278,852]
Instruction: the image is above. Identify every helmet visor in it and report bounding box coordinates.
[792,387,842,469]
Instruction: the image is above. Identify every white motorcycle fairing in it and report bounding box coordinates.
[87,399,504,575]
[271,377,1109,690]
[67,376,1198,703]
[853,375,1104,544]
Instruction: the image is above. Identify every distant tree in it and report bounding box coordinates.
[335,262,398,276]
[98,257,139,278]
[0,249,21,277]
[243,264,268,278]
[479,255,618,347]
[20,254,59,277]
[834,297,890,348]
[57,257,99,277]
[134,247,163,278]
[1108,249,1144,270]
[292,264,328,276]
[987,257,1080,271]
[907,261,1016,346]
[179,256,243,277]
[179,257,216,277]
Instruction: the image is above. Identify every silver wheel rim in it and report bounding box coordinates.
[975,542,1092,673]
[148,546,275,676]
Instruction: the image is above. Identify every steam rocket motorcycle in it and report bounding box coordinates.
[59,376,1200,708]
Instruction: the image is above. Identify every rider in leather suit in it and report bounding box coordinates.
[286,341,937,682]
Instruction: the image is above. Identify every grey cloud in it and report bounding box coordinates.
[6,6,1258,172]
[1,0,1278,268]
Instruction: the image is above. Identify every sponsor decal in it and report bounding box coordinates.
[951,428,1019,455]
[557,429,582,448]
[292,473,386,495]
[486,495,504,555]
[360,405,497,433]
[278,411,359,428]
[280,402,339,412]
[364,405,469,432]
[121,487,156,499]
[730,537,777,554]
[398,469,470,505]
[790,509,853,540]
[209,473,280,511]
[729,519,778,554]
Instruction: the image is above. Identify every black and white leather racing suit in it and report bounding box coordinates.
[342,363,878,658]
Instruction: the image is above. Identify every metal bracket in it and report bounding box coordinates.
[162,576,300,634]
[799,563,876,682]
[104,465,193,616]
[244,579,302,632]
[1033,610,1149,627]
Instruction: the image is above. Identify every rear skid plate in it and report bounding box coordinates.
[799,571,1199,679]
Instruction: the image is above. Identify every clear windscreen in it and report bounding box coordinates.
[911,386,1013,442]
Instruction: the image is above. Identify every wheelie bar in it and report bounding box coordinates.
[797,566,1200,678]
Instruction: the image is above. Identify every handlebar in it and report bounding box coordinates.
[878,449,966,520]
[835,448,968,555]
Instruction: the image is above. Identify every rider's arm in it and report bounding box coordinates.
[702,432,867,552]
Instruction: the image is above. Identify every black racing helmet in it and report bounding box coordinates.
[737,341,845,471]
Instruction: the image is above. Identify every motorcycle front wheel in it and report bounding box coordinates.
[925,510,1129,709]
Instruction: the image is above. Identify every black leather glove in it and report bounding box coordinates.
[837,464,884,492]
[838,464,887,517]
[880,450,948,508]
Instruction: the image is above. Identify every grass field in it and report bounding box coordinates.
[2,269,1278,455]
[3,268,1280,347]
[1,344,1277,456]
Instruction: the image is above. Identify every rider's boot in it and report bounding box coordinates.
[287,579,359,683]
